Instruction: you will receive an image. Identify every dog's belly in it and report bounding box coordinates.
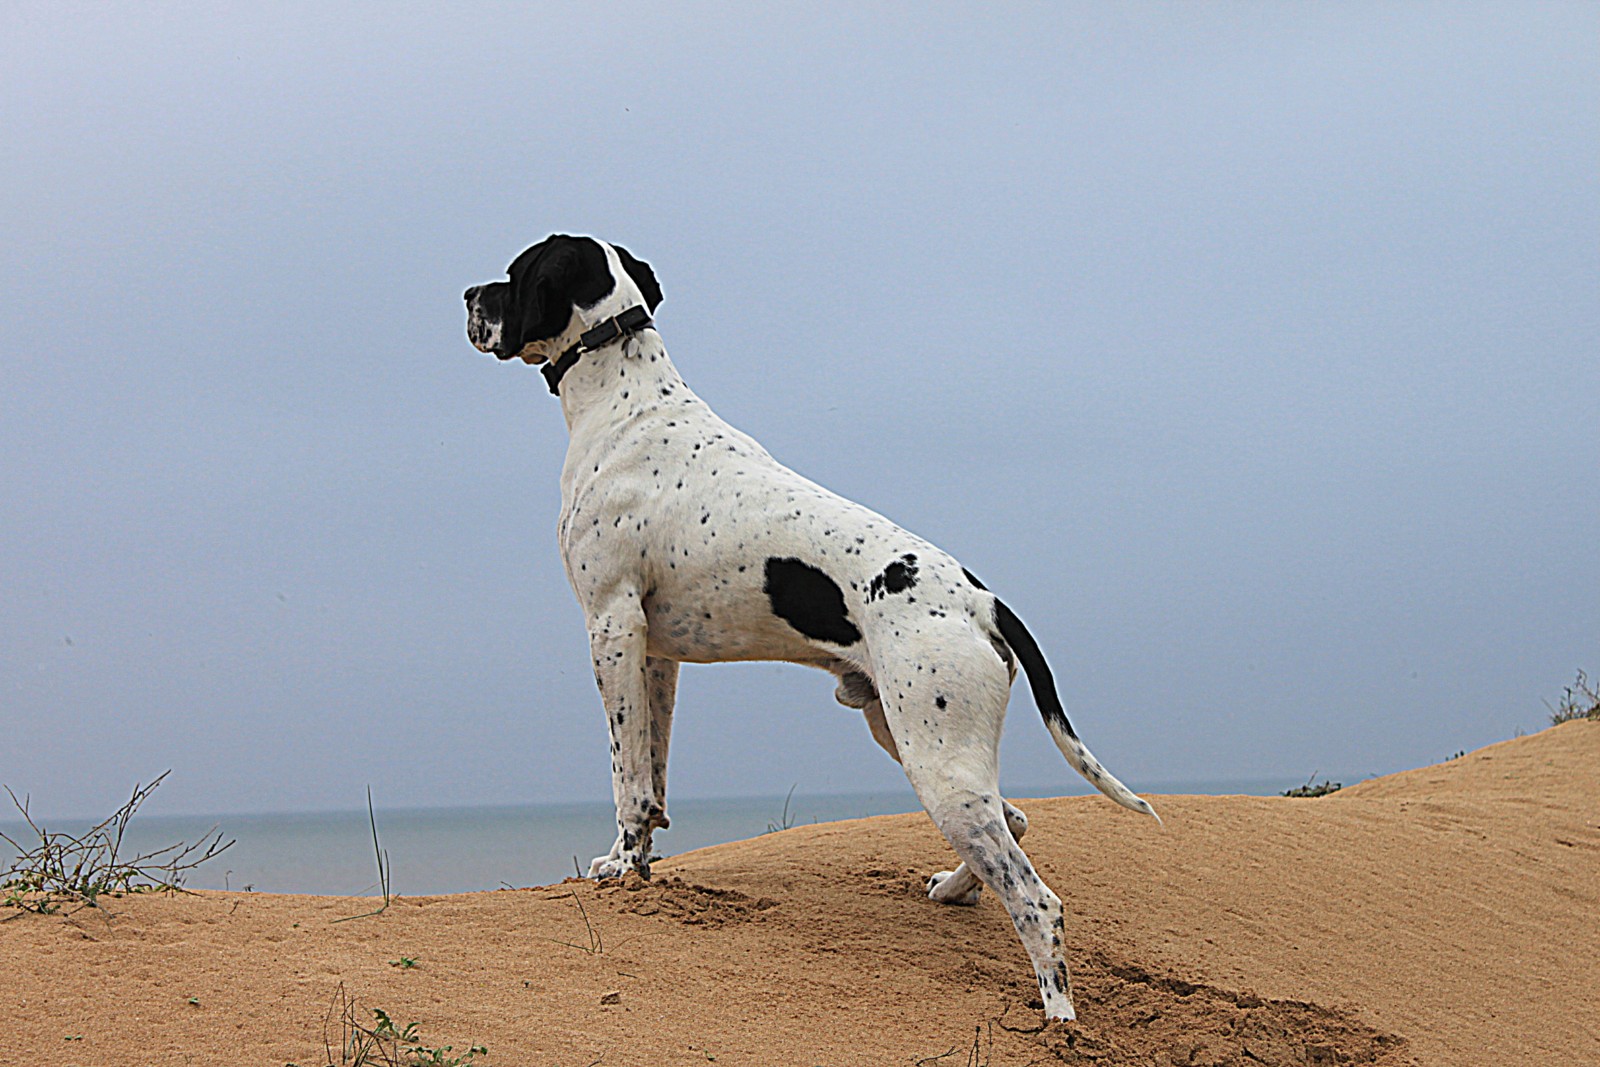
[641,581,841,666]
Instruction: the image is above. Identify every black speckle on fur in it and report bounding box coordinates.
[868,554,919,601]
[763,558,862,645]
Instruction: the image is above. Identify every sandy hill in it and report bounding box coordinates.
[3,721,1595,1066]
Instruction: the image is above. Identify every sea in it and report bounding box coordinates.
[1,778,1293,897]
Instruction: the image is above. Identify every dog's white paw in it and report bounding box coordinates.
[587,854,624,878]
[1036,961,1077,1021]
[588,854,648,880]
[927,869,982,906]
[1043,991,1077,1022]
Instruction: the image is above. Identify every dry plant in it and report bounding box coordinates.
[915,1022,993,1067]
[0,770,231,915]
[1281,772,1342,798]
[1546,669,1600,726]
[546,890,604,954]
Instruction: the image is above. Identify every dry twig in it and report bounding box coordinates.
[1,771,231,915]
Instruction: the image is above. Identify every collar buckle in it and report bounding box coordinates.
[542,305,653,396]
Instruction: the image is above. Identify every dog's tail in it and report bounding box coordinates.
[993,596,1161,823]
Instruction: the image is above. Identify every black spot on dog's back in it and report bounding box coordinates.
[961,567,987,590]
[868,553,919,601]
[764,558,862,645]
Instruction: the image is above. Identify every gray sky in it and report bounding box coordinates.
[3,3,1596,819]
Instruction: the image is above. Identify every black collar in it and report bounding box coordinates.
[542,305,654,396]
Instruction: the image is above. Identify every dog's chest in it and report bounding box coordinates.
[558,402,773,573]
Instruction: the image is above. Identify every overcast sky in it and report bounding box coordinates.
[3,3,1596,819]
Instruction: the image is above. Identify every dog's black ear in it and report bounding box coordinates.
[612,243,663,313]
[504,235,615,351]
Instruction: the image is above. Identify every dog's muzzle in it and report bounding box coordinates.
[464,286,503,355]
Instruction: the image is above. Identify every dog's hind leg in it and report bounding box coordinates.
[645,657,678,831]
[865,684,1017,907]
[875,642,1078,1021]
[838,664,1010,906]
[845,669,1021,905]
[909,778,1074,1019]
[926,799,1028,906]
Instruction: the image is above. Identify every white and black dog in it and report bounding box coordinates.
[463,235,1158,1021]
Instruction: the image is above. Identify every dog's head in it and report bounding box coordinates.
[464,235,662,364]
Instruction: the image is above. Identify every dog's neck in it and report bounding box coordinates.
[542,305,654,397]
[553,327,697,434]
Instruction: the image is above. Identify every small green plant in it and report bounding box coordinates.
[0,771,232,915]
[371,1009,417,1044]
[1546,669,1600,726]
[407,1045,489,1067]
[1281,772,1342,798]
[389,956,418,969]
[324,988,490,1066]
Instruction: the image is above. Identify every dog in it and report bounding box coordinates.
[463,234,1158,1021]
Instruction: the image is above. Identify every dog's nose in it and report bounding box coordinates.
[464,285,480,303]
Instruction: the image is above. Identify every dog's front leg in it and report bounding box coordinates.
[645,657,678,829]
[585,599,660,879]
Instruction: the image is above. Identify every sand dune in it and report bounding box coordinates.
[4,721,1595,1065]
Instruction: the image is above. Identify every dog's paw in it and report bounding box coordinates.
[589,854,650,880]
[588,855,626,879]
[1041,988,1077,1022]
[927,869,983,906]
